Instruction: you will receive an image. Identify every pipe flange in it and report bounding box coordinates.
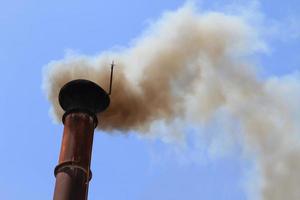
[54,161,92,181]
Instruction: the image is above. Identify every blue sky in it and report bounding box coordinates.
[0,0,299,199]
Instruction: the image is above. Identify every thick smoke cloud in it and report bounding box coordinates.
[43,4,300,200]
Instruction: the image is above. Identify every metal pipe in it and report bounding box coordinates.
[53,79,110,200]
[53,112,95,200]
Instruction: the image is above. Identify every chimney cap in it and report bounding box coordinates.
[59,79,110,114]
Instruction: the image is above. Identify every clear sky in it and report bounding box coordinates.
[0,0,299,200]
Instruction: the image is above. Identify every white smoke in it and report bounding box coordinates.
[43,4,300,200]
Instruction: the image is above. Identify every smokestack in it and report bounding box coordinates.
[53,79,110,200]
[43,5,300,199]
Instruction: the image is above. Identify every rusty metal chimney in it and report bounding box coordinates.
[53,79,110,200]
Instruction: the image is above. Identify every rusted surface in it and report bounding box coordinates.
[53,112,96,200]
[53,79,110,200]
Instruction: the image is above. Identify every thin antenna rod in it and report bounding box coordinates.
[108,61,115,95]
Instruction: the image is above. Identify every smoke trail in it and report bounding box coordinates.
[43,4,300,200]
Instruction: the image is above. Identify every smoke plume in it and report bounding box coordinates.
[43,4,300,200]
